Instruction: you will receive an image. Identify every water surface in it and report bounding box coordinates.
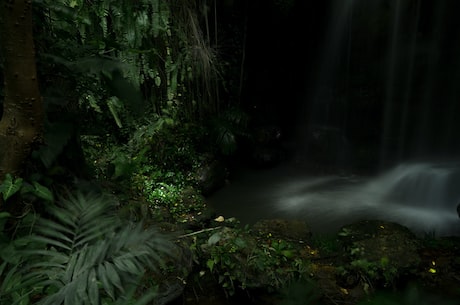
[208,162,460,237]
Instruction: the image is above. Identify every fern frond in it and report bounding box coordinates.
[9,192,174,305]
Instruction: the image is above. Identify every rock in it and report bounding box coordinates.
[250,146,283,168]
[252,219,312,242]
[247,125,284,168]
[195,158,228,196]
[337,220,421,289]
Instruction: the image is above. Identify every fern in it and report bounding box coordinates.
[2,192,174,305]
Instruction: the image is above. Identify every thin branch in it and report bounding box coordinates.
[178,226,222,238]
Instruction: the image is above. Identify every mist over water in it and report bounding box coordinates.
[208,161,460,237]
[221,1,460,237]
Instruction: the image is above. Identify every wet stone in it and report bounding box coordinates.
[252,218,312,242]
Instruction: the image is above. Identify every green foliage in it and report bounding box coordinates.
[0,212,12,256]
[140,124,203,174]
[142,181,205,222]
[34,0,229,139]
[337,252,399,289]
[81,116,208,223]
[0,192,174,305]
[29,0,247,221]
[83,115,204,180]
[210,107,249,156]
[0,174,23,201]
[193,222,311,296]
[310,234,340,256]
[0,174,53,203]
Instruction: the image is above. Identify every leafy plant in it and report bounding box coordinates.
[0,174,23,201]
[337,255,399,289]
[140,179,206,223]
[195,222,311,296]
[210,106,249,156]
[310,234,340,256]
[0,192,174,305]
[0,174,54,202]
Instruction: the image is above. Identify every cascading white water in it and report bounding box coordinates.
[208,161,460,237]
[365,162,460,210]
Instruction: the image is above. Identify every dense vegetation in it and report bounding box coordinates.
[1,1,459,305]
[0,0,250,304]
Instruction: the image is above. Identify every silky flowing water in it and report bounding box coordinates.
[208,161,460,237]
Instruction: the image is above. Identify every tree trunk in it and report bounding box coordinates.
[0,1,44,193]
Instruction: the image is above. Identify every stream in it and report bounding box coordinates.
[208,161,460,237]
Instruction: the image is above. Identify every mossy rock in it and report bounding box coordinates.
[337,220,421,288]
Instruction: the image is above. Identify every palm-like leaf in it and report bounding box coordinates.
[10,192,173,305]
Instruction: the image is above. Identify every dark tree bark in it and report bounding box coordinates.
[0,0,44,202]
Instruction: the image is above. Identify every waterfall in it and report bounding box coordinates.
[210,1,460,238]
[364,162,460,211]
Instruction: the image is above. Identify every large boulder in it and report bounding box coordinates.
[194,157,228,196]
[336,219,421,289]
[247,125,285,168]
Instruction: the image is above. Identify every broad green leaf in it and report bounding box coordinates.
[88,268,99,305]
[98,264,115,300]
[0,264,21,293]
[0,260,8,278]
[36,220,75,239]
[64,252,79,284]
[32,182,54,202]
[107,96,123,128]
[25,236,71,251]
[41,289,65,305]
[104,262,124,293]
[76,269,90,303]
[0,174,23,201]
[0,243,20,264]
[0,212,11,232]
[234,237,246,248]
[154,75,161,86]
[207,232,222,246]
[206,259,214,272]
[64,280,80,305]
[114,256,141,274]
